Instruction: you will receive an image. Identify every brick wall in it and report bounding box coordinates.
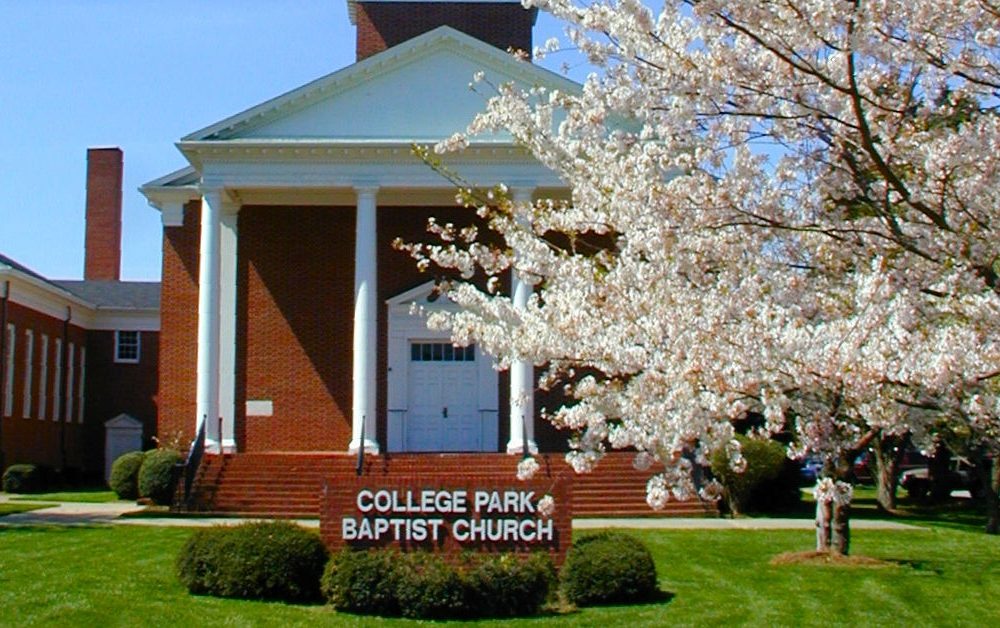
[83,148,123,281]
[355,1,536,60]
[0,301,94,474]
[84,329,159,450]
[238,205,356,451]
[158,202,568,456]
[156,202,201,446]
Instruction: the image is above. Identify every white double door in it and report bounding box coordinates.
[406,343,482,452]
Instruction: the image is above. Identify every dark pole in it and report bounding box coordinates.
[355,415,365,476]
[59,306,71,472]
[0,280,9,471]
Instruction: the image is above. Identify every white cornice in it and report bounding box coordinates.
[0,270,159,332]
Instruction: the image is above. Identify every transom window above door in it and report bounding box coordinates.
[410,342,475,362]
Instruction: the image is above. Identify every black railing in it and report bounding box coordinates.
[181,417,208,506]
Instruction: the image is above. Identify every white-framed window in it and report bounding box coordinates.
[77,346,86,423]
[53,338,62,421]
[22,329,33,418]
[3,324,14,417]
[38,334,48,420]
[66,343,74,423]
[114,331,140,363]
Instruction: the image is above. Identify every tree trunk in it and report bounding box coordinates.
[832,500,851,554]
[975,454,1000,535]
[816,498,832,551]
[872,433,906,512]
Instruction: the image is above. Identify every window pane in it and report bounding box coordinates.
[411,343,420,361]
[422,344,432,361]
[444,344,454,361]
[432,343,443,361]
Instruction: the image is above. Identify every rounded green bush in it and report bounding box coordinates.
[466,553,555,617]
[137,448,182,505]
[560,532,658,606]
[177,521,329,602]
[2,464,44,494]
[710,435,787,515]
[393,553,467,619]
[108,451,145,500]
[323,549,402,616]
[322,549,554,619]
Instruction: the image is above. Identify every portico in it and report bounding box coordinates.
[141,25,575,458]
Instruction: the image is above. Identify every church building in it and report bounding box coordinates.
[139,0,713,517]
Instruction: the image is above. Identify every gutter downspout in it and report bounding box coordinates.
[59,306,71,472]
[0,281,9,471]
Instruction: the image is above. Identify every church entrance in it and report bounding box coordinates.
[386,283,499,453]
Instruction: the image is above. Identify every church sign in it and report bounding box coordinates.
[320,474,572,564]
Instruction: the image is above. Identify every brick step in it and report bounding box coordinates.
[179,452,719,519]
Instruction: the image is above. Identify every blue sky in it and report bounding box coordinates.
[0,1,567,281]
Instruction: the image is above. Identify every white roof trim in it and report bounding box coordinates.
[181,25,579,143]
[387,280,446,306]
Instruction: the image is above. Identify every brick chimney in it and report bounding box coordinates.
[83,147,123,281]
[350,1,537,61]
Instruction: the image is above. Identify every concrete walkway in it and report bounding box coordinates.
[0,494,920,530]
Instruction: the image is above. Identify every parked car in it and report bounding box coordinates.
[798,456,825,486]
[853,448,927,485]
[900,456,981,500]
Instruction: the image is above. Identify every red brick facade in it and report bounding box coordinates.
[355,1,536,60]
[1,301,91,472]
[84,148,123,281]
[150,203,565,454]
[156,202,201,446]
[237,205,356,451]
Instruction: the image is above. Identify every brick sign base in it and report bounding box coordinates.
[320,473,572,565]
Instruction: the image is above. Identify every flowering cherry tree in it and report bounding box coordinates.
[404,0,1000,546]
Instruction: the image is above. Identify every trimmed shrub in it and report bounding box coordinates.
[393,553,467,619]
[177,521,328,603]
[711,435,787,515]
[2,464,45,494]
[137,448,182,505]
[466,553,555,617]
[109,451,145,500]
[322,549,402,616]
[322,549,555,619]
[560,532,658,606]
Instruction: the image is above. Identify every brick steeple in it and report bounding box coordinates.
[348,0,537,61]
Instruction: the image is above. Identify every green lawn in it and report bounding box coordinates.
[0,524,997,626]
[7,490,120,504]
[0,503,56,516]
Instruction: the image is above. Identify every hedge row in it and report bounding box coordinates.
[323,549,555,619]
[175,523,660,619]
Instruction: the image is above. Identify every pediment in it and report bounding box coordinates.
[104,413,142,429]
[184,26,580,143]
[387,280,456,309]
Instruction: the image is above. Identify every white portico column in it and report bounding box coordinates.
[218,203,239,453]
[507,187,538,455]
[196,188,223,452]
[349,186,380,454]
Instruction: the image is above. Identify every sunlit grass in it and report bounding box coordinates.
[0,524,997,626]
[8,490,119,504]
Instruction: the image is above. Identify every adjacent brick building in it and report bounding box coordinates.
[0,148,159,480]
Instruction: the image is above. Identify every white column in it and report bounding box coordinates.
[507,187,538,455]
[218,204,239,453]
[349,186,380,453]
[196,188,222,452]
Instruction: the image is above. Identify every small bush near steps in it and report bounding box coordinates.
[176,521,329,603]
[560,532,659,606]
[108,451,144,500]
[137,448,182,505]
[2,464,46,494]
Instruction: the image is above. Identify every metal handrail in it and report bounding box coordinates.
[182,416,208,506]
